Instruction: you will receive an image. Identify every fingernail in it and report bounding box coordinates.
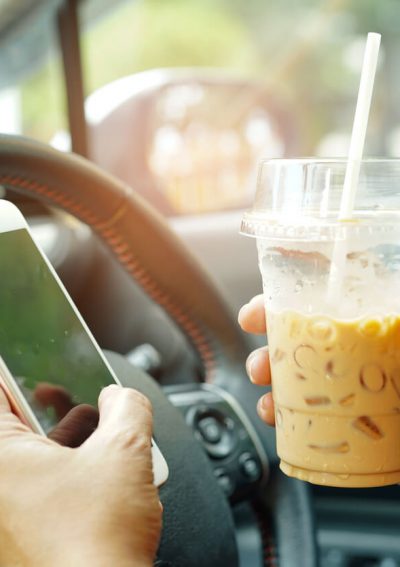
[259,395,270,411]
[245,352,257,381]
[238,303,249,321]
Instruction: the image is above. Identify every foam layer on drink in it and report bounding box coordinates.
[268,310,400,487]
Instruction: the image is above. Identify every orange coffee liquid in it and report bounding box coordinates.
[268,311,400,487]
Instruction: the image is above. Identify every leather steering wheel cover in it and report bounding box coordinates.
[0,136,268,442]
[0,134,248,383]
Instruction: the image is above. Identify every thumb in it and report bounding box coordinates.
[0,385,32,435]
[86,385,153,451]
[0,385,12,415]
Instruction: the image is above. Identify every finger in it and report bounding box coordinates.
[238,295,266,335]
[48,404,99,447]
[246,347,271,386]
[0,385,12,414]
[89,385,153,450]
[257,393,275,426]
[0,385,35,435]
[33,383,75,419]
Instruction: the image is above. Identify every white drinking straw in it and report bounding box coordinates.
[327,33,381,304]
[339,32,381,220]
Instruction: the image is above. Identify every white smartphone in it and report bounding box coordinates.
[0,200,168,486]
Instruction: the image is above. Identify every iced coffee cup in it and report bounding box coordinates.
[241,158,400,487]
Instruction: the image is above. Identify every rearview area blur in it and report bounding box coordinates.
[1,0,399,217]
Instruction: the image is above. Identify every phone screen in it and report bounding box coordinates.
[0,228,119,434]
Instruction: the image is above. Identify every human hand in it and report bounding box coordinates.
[238,294,275,426]
[0,385,162,567]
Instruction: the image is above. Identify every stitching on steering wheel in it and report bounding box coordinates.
[253,505,279,567]
[0,173,217,382]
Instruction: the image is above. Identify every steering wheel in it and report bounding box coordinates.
[0,134,318,567]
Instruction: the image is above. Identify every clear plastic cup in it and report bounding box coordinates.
[241,158,400,487]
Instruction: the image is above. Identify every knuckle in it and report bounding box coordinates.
[116,428,152,453]
[124,389,152,412]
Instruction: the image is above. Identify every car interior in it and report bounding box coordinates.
[0,1,399,566]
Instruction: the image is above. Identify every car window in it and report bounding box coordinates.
[0,0,399,216]
[0,1,66,144]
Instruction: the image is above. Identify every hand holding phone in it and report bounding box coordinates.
[0,382,163,567]
[0,200,168,485]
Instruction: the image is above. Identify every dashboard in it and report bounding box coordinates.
[314,485,400,567]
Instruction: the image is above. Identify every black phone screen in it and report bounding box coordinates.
[0,228,118,435]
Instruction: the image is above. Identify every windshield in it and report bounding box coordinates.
[0,0,399,216]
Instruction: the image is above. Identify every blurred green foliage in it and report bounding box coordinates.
[83,0,260,92]
[21,54,66,144]
[16,0,400,153]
